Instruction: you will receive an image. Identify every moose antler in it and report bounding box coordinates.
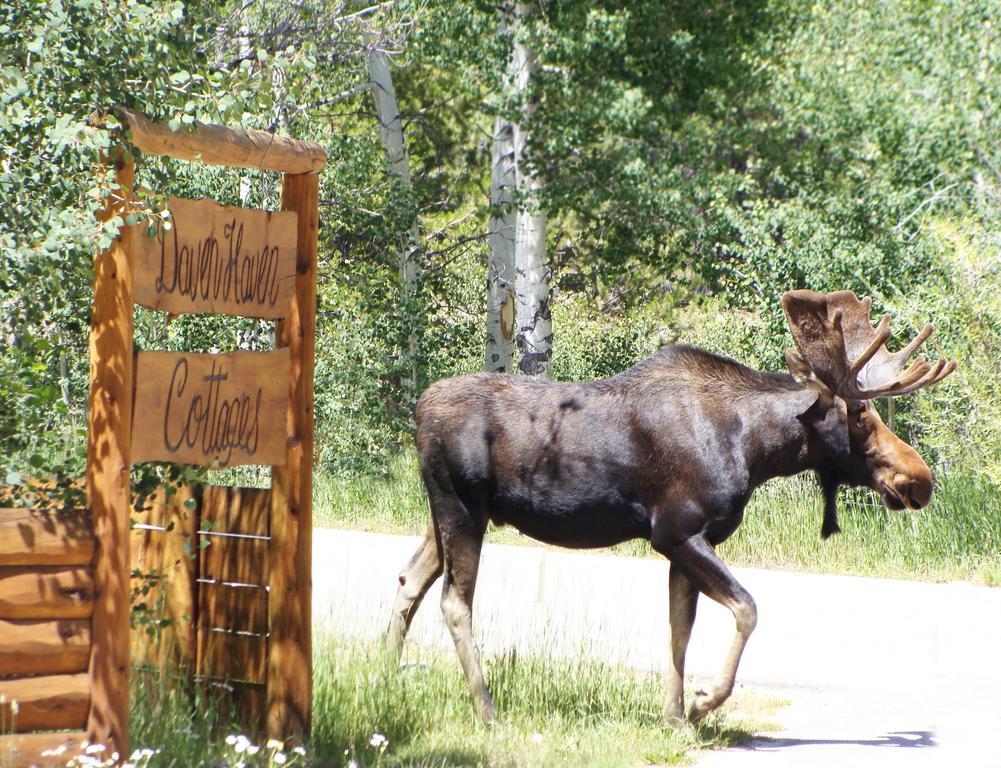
[781,289,956,400]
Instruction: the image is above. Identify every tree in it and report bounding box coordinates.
[485,9,517,374]
[366,32,422,403]
[485,1,551,378]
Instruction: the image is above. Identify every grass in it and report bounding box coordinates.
[120,638,776,768]
[312,636,775,767]
[314,449,1001,585]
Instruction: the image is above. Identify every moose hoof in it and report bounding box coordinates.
[687,692,715,723]
[478,695,497,725]
[664,712,692,731]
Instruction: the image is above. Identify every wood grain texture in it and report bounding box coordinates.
[131,349,290,468]
[0,673,90,732]
[86,154,133,758]
[130,485,198,671]
[198,582,268,635]
[200,485,271,537]
[199,533,269,587]
[268,172,318,741]
[0,619,91,676]
[119,108,326,174]
[0,567,93,620]
[130,197,297,319]
[196,629,267,684]
[0,730,88,767]
[0,509,93,567]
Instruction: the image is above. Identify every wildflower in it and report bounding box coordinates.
[225,735,238,746]
[85,743,106,755]
[10,699,18,716]
[233,735,252,754]
[266,739,284,750]
[273,752,287,765]
[247,745,260,755]
[369,733,388,750]
[292,745,307,756]
[347,761,359,768]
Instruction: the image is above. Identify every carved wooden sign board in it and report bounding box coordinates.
[131,197,298,319]
[131,349,290,468]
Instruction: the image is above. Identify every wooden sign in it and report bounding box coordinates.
[131,350,289,468]
[131,198,297,319]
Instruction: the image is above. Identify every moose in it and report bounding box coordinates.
[386,289,956,724]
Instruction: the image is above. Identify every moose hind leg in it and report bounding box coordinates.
[657,533,757,723]
[664,562,699,725]
[439,527,494,722]
[386,526,443,661]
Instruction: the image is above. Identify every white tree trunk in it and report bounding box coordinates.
[511,3,551,378]
[485,112,517,372]
[367,38,421,401]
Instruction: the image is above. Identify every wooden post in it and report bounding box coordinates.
[86,155,135,757]
[268,172,318,741]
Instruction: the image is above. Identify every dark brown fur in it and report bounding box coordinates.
[387,344,936,723]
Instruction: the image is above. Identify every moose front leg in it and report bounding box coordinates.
[665,562,699,724]
[657,533,757,723]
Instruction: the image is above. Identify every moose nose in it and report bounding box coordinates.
[893,474,933,509]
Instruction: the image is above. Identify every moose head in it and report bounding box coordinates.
[387,289,957,725]
[783,289,957,535]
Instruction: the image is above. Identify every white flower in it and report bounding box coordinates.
[225,735,238,746]
[531,732,544,744]
[266,739,284,751]
[247,745,260,755]
[292,745,307,756]
[233,735,252,754]
[9,699,18,715]
[369,733,388,749]
[347,761,359,768]
[85,743,106,754]
[273,752,287,765]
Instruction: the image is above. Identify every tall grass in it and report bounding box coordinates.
[123,639,767,767]
[311,637,764,767]
[314,450,1001,585]
[722,471,1001,584]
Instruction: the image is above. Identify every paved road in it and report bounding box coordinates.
[313,528,1001,767]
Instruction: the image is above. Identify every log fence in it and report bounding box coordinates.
[0,110,323,766]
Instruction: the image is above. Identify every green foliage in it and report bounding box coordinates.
[2,0,998,561]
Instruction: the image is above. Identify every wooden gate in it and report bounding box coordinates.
[0,109,324,765]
